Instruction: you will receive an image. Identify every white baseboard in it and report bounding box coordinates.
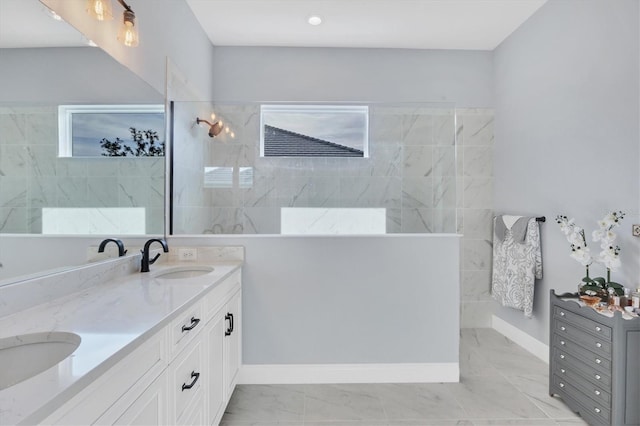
[238,362,459,384]
[492,315,549,363]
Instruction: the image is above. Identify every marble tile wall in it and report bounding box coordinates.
[0,106,164,234]
[173,103,460,235]
[457,108,495,328]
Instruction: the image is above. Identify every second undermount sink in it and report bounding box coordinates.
[0,331,81,390]
[154,265,215,280]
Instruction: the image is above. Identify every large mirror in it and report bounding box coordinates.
[0,0,165,283]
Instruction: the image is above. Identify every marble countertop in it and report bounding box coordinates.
[0,261,242,425]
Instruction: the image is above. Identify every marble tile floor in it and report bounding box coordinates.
[220,328,588,426]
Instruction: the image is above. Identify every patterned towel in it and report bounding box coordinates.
[491,216,543,317]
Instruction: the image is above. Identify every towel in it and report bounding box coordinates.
[491,215,543,317]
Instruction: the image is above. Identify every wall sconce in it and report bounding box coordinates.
[87,0,139,47]
[197,117,224,138]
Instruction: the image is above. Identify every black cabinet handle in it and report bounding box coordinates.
[181,371,200,391]
[181,317,200,332]
[225,313,232,336]
[230,313,234,333]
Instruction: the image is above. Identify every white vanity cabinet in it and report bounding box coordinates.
[40,267,242,426]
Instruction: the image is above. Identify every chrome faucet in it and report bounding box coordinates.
[98,238,127,257]
[140,238,169,272]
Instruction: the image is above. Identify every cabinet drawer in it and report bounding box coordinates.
[171,341,203,422]
[171,301,204,356]
[554,348,611,388]
[553,363,611,406]
[554,306,612,340]
[554,319,612,359]
[551,333,611,374]
[552,375,611,425]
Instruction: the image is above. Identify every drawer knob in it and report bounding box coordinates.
[595,326,602,332]
[595,390,601,396]
[560,354,565,359]
[560,326,566,331]
[596,358,602,364]
[560,340,566,345]
[595,374,601,380]
[560,368,566,373]
[560,311,565,316]
[559,383,565,388]
[596,342,602,348]
[594,408,601,414]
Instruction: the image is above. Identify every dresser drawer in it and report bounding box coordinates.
[554,306,612,341]
[554,347,611,388]
[552,375,611,425]
[554,319,612,359]
[553,363,611,406]
[552,333,611,374]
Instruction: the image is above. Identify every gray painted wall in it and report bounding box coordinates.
[493,0,640,343]
[210,47,493,107]
[169,235,460,364]
[0,47,162,103]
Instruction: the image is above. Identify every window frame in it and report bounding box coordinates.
[259,104,369,158]
[57,104,165,158]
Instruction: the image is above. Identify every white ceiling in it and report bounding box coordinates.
[1,0,547,51]
[0,0,88,48]
[185,0,547,50]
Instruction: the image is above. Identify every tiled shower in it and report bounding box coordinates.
[172,102,495,326]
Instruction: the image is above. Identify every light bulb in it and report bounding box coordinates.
[225,127,230,134]
[86,0,113,21]
[230,132,235,138]
[210,113,216,121]
[117,10,139,47]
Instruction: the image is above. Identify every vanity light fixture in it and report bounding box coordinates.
[86,0,113,21]
[87,0,139,47]
[116,0,139,47]
[197,117,224,138]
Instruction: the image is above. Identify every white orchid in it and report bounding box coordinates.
[593,211,625,272]
[555,215,594,267]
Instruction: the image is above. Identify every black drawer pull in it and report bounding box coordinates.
[181,371,200,391]
[225,313,234,336]
[182,317,201,332]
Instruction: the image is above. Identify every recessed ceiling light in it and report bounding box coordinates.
[308,16,322,26]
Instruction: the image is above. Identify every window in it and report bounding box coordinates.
[58,105,165,157]
[260,104,369,158]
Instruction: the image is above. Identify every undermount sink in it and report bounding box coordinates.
[0,331,81,390]
[154,265,215,280]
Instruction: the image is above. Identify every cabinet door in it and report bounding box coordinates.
[224,289,242,399]
[106,372,169,426]
[206,312,226,425]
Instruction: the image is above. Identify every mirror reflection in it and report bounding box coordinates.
[0,0,165,282]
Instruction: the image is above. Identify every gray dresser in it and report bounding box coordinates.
[549,290,640,425]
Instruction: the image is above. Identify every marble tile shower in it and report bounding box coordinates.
[173,103,464,235]
[0,106,164,234]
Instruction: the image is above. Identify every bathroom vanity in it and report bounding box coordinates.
[0,260,242,426]
[549,290,640,426]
